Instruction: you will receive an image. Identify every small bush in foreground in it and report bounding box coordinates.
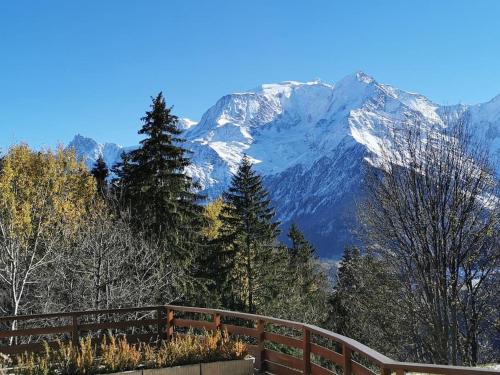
[0,353,11,375]
[142,330,246,369]
[15,338,98,375]
[100,335,142,373]
[13,330,247,375]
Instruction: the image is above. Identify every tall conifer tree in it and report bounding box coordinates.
[288,223,314,259]
[265,224,331,324]
[91,155,109,197]
[115,93,206,302]
[218,155,280,313]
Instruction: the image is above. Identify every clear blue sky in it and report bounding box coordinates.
[1,0,499,150]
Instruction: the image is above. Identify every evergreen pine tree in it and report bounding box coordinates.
[218,155,280,313]
[288,223,314,259]
[287,224,319,287]
[115,92,207,303]
[266,224,331,324]
[330,246,361,335]
[91,155,109,197]
[111,151,132,199]
[330,247,406,358]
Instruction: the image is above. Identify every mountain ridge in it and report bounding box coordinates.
[68,72,499,258]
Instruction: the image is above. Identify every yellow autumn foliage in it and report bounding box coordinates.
[202,197,224,239]
[0,144,97,243]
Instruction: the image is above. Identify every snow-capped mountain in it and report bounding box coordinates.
[68,118,199,169]
[68,72,500,258]
[68,135,128,170]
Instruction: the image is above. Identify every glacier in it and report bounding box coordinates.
[68,72,499,258]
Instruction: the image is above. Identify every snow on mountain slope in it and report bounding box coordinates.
[183,72,452,200]
[67,134,131,170]
[68,72,500,258]
[68,118,198,170]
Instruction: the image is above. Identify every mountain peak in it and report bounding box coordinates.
[66,134,131,170]
[354,70,375,83]
[68,134,99,150]
[178,118,198,130]
[336,71,376,88]
[485,93,500,106]
[249,80,333,96]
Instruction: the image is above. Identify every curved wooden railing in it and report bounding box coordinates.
[1,305,499,375]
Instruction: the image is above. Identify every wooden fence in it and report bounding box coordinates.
[0,305,499,375]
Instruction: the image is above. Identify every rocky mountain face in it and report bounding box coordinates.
[68,72,500,258]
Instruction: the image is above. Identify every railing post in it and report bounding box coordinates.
[166,308,174,341]
[380,367,391,375]
[303,326,311,375]
[213,313,221,331]
[343,344,352,375]
[71,313,79,346]
[256,319,265,373]
[157,307,166,340]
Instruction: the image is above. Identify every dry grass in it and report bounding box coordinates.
[0,353,12,374]
[12,330,247,375]
[15,338,98,375]
[100,335,142,373]
[143,330,247,369]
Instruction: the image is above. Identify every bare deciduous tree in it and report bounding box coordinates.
[40,205,182,314]
[360,114,499,365]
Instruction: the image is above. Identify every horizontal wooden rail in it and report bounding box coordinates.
[0,306,160,322]
[0,325,73,339]
[1,305,499,375]
[264,332,302,349]
[79,318,158,331]
[172,318,212,330]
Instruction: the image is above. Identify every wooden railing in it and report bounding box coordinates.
[0,305,499,375]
